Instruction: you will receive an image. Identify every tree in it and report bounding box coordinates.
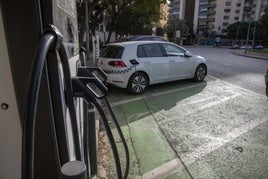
[227,21,248,40]
[103,0,165,42]
[166,16,189,41]
[76,0,103,46]
[261,6,268,44]
[227,21,265,44]
[261,6,268,31]
[155,26,165,36]
[77,0,166,44]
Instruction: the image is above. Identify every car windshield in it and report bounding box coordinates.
[100,45,124,58]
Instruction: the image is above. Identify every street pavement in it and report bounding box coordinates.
[102,47,268,179]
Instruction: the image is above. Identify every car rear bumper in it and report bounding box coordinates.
[106,73,129,88]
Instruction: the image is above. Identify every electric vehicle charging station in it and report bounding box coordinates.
[0,1,129,179]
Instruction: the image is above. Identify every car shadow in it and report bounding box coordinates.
[106,79,208,127]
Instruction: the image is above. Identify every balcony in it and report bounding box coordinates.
[198,17,215,22]
[199,3,216,9]
[199,10,216,16]
[198,24,210,29]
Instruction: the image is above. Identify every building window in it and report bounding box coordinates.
[224,9,231,12]
[235,10,240,13]
[224,16,230,19]
[236,3,241,7]
[234,17,239,20]
[225,2,231,6]
[223,23,229,26]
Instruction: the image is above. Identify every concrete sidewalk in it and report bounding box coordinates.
[231,49,268,60]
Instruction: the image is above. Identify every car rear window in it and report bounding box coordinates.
[100,45,124,58]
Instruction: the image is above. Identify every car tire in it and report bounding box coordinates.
[194,64,207,82]
[127,72,149,94]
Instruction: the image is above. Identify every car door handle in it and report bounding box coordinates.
[169,60,175,62]
[144,62,151,64]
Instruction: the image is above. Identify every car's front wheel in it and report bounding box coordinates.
[194,64,207,82]
[127,72,149,94]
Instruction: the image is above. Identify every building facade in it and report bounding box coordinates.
[168,0,268,37]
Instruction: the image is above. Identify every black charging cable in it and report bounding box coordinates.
[22,25,84,179]
[22,33,55,179]
[76,58,130,178]
[103,97,130,179]
[72,78,123,178]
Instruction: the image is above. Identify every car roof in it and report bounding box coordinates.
[105,41,187,51]
[114,35,167,42]
[107,41,172,47]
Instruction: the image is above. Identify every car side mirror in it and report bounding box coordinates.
[184,51,192,57]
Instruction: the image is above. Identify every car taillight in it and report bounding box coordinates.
[108,61,127,67]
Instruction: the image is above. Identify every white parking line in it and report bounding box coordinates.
[197,93,240,110]
[141,116,268,179]
[208,75,266,97]
[157,93,240,125]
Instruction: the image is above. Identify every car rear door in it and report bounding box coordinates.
[137,43,169,83]
[161,43,194,79]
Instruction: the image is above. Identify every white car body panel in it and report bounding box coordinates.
[97,41,207,90]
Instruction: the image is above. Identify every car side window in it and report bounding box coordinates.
[139,44,165,57]
[162,44,185,57]
[137,45,146,57]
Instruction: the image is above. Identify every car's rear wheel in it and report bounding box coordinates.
[194,64,207,82]
[127,72,149,94]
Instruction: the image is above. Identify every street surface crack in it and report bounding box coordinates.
[120,105,143,177]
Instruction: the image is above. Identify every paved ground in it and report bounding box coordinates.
[105,75,268,179]
[187,47,268,96]
[100,47,268,179]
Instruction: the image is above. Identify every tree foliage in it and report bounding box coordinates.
[104,0,164,41]
[77,0,165,43]
[260,6,268,45]
[261,6,268,31]
[227,21,265,43]
[166,16,190,41]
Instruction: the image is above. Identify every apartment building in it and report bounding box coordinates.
[168,0,268,37]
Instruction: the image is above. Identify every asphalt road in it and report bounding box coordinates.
[186,47,268,96]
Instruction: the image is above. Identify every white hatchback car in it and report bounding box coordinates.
[97,41,207,94]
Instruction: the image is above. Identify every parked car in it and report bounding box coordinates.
[97,41,207,94]
[117,35,167,42]
[265,67,268,97]
[253,45,264,50]
[230,45,240,49]
[240,45,252,49]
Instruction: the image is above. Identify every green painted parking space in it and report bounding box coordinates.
[109,100,177,178]
[105,77,268,178]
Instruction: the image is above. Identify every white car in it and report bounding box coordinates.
[97,41,207,94]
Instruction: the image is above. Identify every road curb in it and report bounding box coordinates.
[231,50,268,60]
